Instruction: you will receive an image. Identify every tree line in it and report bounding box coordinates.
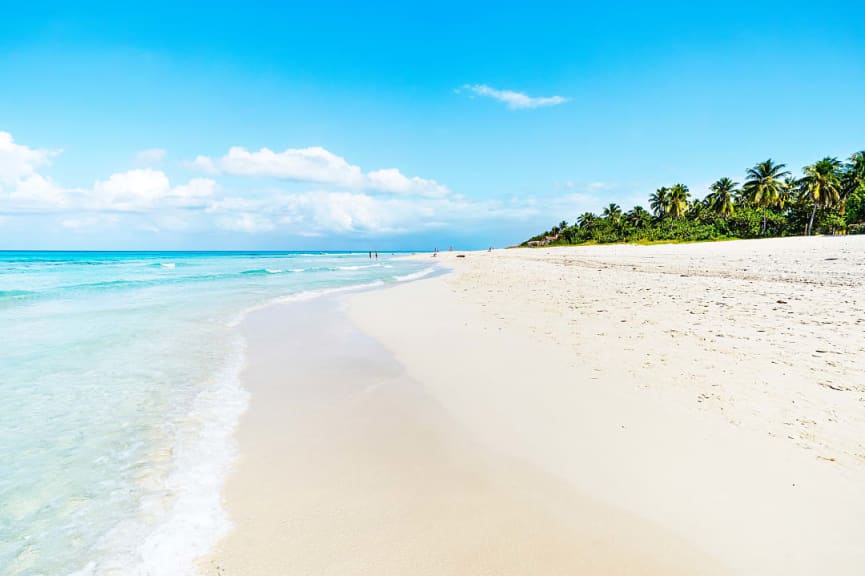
[523,151,865,246]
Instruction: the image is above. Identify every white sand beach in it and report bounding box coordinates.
[203,236,865,575]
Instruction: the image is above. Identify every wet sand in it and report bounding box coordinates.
[200,296,725,575]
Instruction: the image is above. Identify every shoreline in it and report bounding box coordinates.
[199,292,724,574]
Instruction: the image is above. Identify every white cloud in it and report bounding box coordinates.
[0,131,580,240]
[291,191,385,233]
[188,155,218,174]
[366,169,448,198]
[219,146,363,186]
[205,189,540,237]
[62,214,119,231]
[170,178,217,207]
[0,131,59,185]
[0,132,68,210]
[189,146,449,197]
[90,169,215,211]
[135,148,167,166]
[92,169,172,210]
[216,212,275,233]
[9,174,69,208]
[460,84,569,109]
[2,164,215,214]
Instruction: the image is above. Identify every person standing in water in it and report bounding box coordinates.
[375,251,378,260]
[369,251,372,259]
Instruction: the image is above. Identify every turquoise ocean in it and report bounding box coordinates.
[0,251,435,575]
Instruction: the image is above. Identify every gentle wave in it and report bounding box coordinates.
[0,289,35,299]
[6,264,423,301]
[241,267,352,275]
[24,269,305,295]
[240,268,284,275]
[132,341,248,576]
[225,280,387,328]
[68,341,248,576]
[0,251,434,575]
[394,267,437,282]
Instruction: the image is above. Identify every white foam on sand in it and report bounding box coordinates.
[224,281,387,328]
[70,340,249,576]
[394,267,436,282]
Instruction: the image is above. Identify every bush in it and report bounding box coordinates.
[846,189,865,225]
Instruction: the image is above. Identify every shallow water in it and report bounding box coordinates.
[0,251,432,575]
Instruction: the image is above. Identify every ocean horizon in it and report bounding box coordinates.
[0,250,434,575]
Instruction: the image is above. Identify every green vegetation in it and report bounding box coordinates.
[524,151,865,246]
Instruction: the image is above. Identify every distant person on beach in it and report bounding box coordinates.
[375,251,378,259]
[369,251,372,259]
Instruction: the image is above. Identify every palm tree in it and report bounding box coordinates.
[734,185,751,208]
[667,184,690,218]
[780,176,799,210]
[602,203,622,223]
[801,157,842,235]
[577,212,596,230]
[708,177,737,218]
[689,199,708,222]
[625,206,651,228]
[649,187,670,218]
[843,151,865,200]
[558,220,569,231]
[743,159,790,234]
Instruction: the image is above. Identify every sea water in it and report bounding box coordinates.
[0,251,434,575]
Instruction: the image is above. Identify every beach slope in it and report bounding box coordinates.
[201,297,724,575]
[347,236,865,575]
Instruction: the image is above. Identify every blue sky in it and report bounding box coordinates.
[1,1,864,250]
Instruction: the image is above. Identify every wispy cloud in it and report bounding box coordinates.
[61,214,119,231]
[554,180,610,192]
[460,84,569,110]
[135,148,167,166]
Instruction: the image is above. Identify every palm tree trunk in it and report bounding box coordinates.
[808,204,817,236]
[762,208,767,235]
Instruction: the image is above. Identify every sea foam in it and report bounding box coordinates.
[69,343,248,576]
[394,267,437,282]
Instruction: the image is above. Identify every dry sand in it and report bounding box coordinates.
[204,236,865,575]
[347,236,865,575]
